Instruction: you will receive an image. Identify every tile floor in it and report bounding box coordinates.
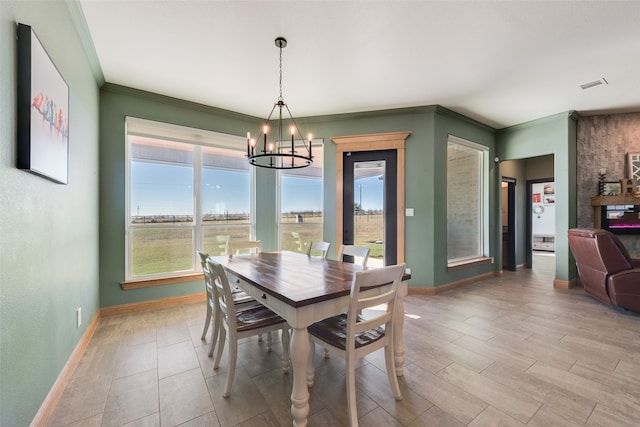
[47,254,640,426]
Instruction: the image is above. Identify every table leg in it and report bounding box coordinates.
[394,293,406,376]
[290,327,310,427]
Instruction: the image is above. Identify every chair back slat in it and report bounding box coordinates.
[206,259,237,330]
[307,241,331,258]
[227,240,261,256]
[338,244,370,266]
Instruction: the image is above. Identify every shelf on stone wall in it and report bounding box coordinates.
[591,194,640,206]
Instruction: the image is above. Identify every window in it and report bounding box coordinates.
[126,118,252,279]
[278,142,324,254]
[447,135,489,265]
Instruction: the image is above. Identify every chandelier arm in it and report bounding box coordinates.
[258,103,279,153]
[284,104,311,156]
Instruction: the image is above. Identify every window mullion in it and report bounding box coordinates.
[194,145,203,268]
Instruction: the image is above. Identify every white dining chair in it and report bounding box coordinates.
[307,263,405,426]
[307,241,331,259]
[197,250,257,357]
[337,244,370,266]
[206,258,291,398]
[227,239,261,256]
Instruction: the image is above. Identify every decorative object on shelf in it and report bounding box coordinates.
[16,23,69,184]
[604,181,621,196]
[620,178,637,196]
[627,152,640,193]
[598,168,607,195]
[247,37,313,169]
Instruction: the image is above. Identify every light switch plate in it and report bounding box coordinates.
[405,208,414,216]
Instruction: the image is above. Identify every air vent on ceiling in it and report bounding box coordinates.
[580,78,608,90]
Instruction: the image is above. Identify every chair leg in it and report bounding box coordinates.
[266,331,273,352]
[208,310,221,357]
[281,327,290,373]
[384,343,402,400]
[213,328,226,370]
[346,355,358,427]
[223,334,238,398]
[201,303,211,340]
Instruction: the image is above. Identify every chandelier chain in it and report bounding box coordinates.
[278,44,283,101]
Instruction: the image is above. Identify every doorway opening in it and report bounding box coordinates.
[527,178,556,270]
[501,177,516,271]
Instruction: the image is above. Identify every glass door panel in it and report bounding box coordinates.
[354,161,385,267]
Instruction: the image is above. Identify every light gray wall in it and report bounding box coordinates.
[0,2,100,425]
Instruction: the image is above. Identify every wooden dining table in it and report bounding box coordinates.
[209,251,409,427]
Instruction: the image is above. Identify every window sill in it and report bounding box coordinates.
[121,273,204,290]
[447,257,493,272]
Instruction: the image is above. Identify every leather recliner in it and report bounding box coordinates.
[568,228,640,312]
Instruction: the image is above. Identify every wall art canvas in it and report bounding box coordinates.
[17,23,69,184]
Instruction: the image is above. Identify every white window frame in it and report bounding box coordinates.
[125,117,255,280]
[277,139,324,251]
[446,134,490,267]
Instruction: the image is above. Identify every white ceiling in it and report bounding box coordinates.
[78,0,640,129]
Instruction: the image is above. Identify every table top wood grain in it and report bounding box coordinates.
[210,251,410,309]
[210,251,366,308]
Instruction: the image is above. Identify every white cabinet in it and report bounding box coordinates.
[532,234,555,251]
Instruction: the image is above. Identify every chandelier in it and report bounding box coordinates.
[247,37,313,169]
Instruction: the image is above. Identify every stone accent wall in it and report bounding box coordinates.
[577,112,640,255]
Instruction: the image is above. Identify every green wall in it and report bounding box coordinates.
[100,93,500,308]
[496,112,578,281]
[99,85,262,307]
[0,2,100,425]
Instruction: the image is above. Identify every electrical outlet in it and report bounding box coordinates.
[405,267,411,275]
[76,307,82,328]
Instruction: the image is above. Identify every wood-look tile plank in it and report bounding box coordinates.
[407,406,465,427]
[355,362,432,426]
[526,404,588,427]
[588,403,640,427]
[159,368,213,427]
[482,362,595,423]
[527,362,640,420]
[451,334,536,372]
[436,363,540,423]
[402,363,487,425]
[102,369,158,427]
[467,405,527,427]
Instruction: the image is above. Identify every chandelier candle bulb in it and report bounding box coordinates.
[263,126,268,152]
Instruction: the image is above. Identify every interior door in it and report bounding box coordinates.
[502,177,516,271]
[343,150,397,266]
